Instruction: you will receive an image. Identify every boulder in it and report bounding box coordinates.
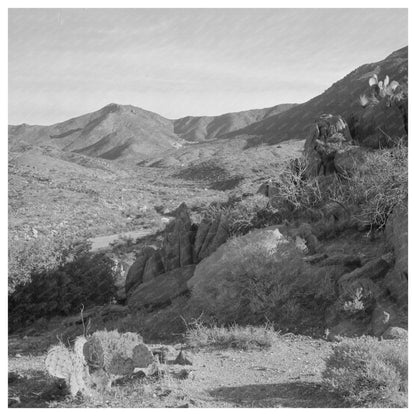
[384,206,408,306]
[188,226,290,322]
[193,220,211,262]
[142,250,165,282]
[125,247,156,295]
[338,253,394,291]
[381,326,408,340]
[195,213,229,262]
[128,265,196,310]
[304,114,352,178]
[174,350,193,366]
[162,202,194,270]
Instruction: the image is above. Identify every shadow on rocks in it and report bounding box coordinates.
[209,381,346,408]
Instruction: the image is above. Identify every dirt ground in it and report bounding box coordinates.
[8,333,345,408]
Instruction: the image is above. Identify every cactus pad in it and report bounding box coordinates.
[45,345,73,380]
[132,343,154,368]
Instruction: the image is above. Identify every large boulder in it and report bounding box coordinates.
[384,206,408,306]
[125,247,156,296]
[188,226,291,322]
[142,250,165,282]
[193,213,229,263]
[162,202,194,270]
[304,114,352,178]
[128,265,196,310]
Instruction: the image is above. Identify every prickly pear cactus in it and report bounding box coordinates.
[45,344,73,381]
[74,336,87,365]
[132,343,154,368]
[45,343,93,397]
[107,354,135,376]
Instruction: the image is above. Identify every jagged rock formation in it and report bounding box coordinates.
[304,114,353,177]
[126,203,230,310]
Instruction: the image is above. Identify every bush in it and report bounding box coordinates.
[322,336,407,407]
[8,232,89,292]
[185,321,277,350]
[191,234,337,327]
[272,141,407,232]
[339,142,407,230]
[202,194,281,237]
[8,241,117,332]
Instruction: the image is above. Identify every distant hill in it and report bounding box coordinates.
[173,104,297,142]
[224,47,408,145]
[9,102,297,160]
[8,47,407,160]
[8,104,183,160]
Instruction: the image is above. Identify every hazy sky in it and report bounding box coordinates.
[9,8,408,125]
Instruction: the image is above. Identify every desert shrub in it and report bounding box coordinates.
[338,142,407,230]
[185,320,277,350]
[8,232,89,292]
[202,194,281,237]
[322,336,407,407]
[191,235,337,327]
[272,141,407,232]
[8,241,117,332]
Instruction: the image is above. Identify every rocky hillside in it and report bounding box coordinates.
[8,104,183,160]
[224,47,408,145]
[9,103,297,161]
[173,104,297,142]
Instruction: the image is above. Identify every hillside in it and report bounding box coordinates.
[173,104,297,142]
[224,47,408,145]
[8,104,183,160]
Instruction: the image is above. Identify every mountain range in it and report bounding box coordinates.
[9,46,408,162]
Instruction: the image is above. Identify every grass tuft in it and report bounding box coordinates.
[184,321,277,350]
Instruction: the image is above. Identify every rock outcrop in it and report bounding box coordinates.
[126,203,231,310]
[127,265,196,310]
[304,114,352,178]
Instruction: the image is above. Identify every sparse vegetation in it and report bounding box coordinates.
[322,336,408,407]
[185,321,277,350]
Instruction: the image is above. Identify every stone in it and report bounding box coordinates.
[162,202,194,270]
[197,213,229,261]
[381,326,408,340]
[193,220,211,262]
[338,253,394,291]
[150,345,178,364]
[125,247,156,295]
[128,265,196,310]
[174,350,193,366]
[142,250,165,282]
[304,114,352,178]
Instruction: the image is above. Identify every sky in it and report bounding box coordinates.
[8,8,408,125]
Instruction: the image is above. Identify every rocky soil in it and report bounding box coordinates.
[8,334,345,408]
